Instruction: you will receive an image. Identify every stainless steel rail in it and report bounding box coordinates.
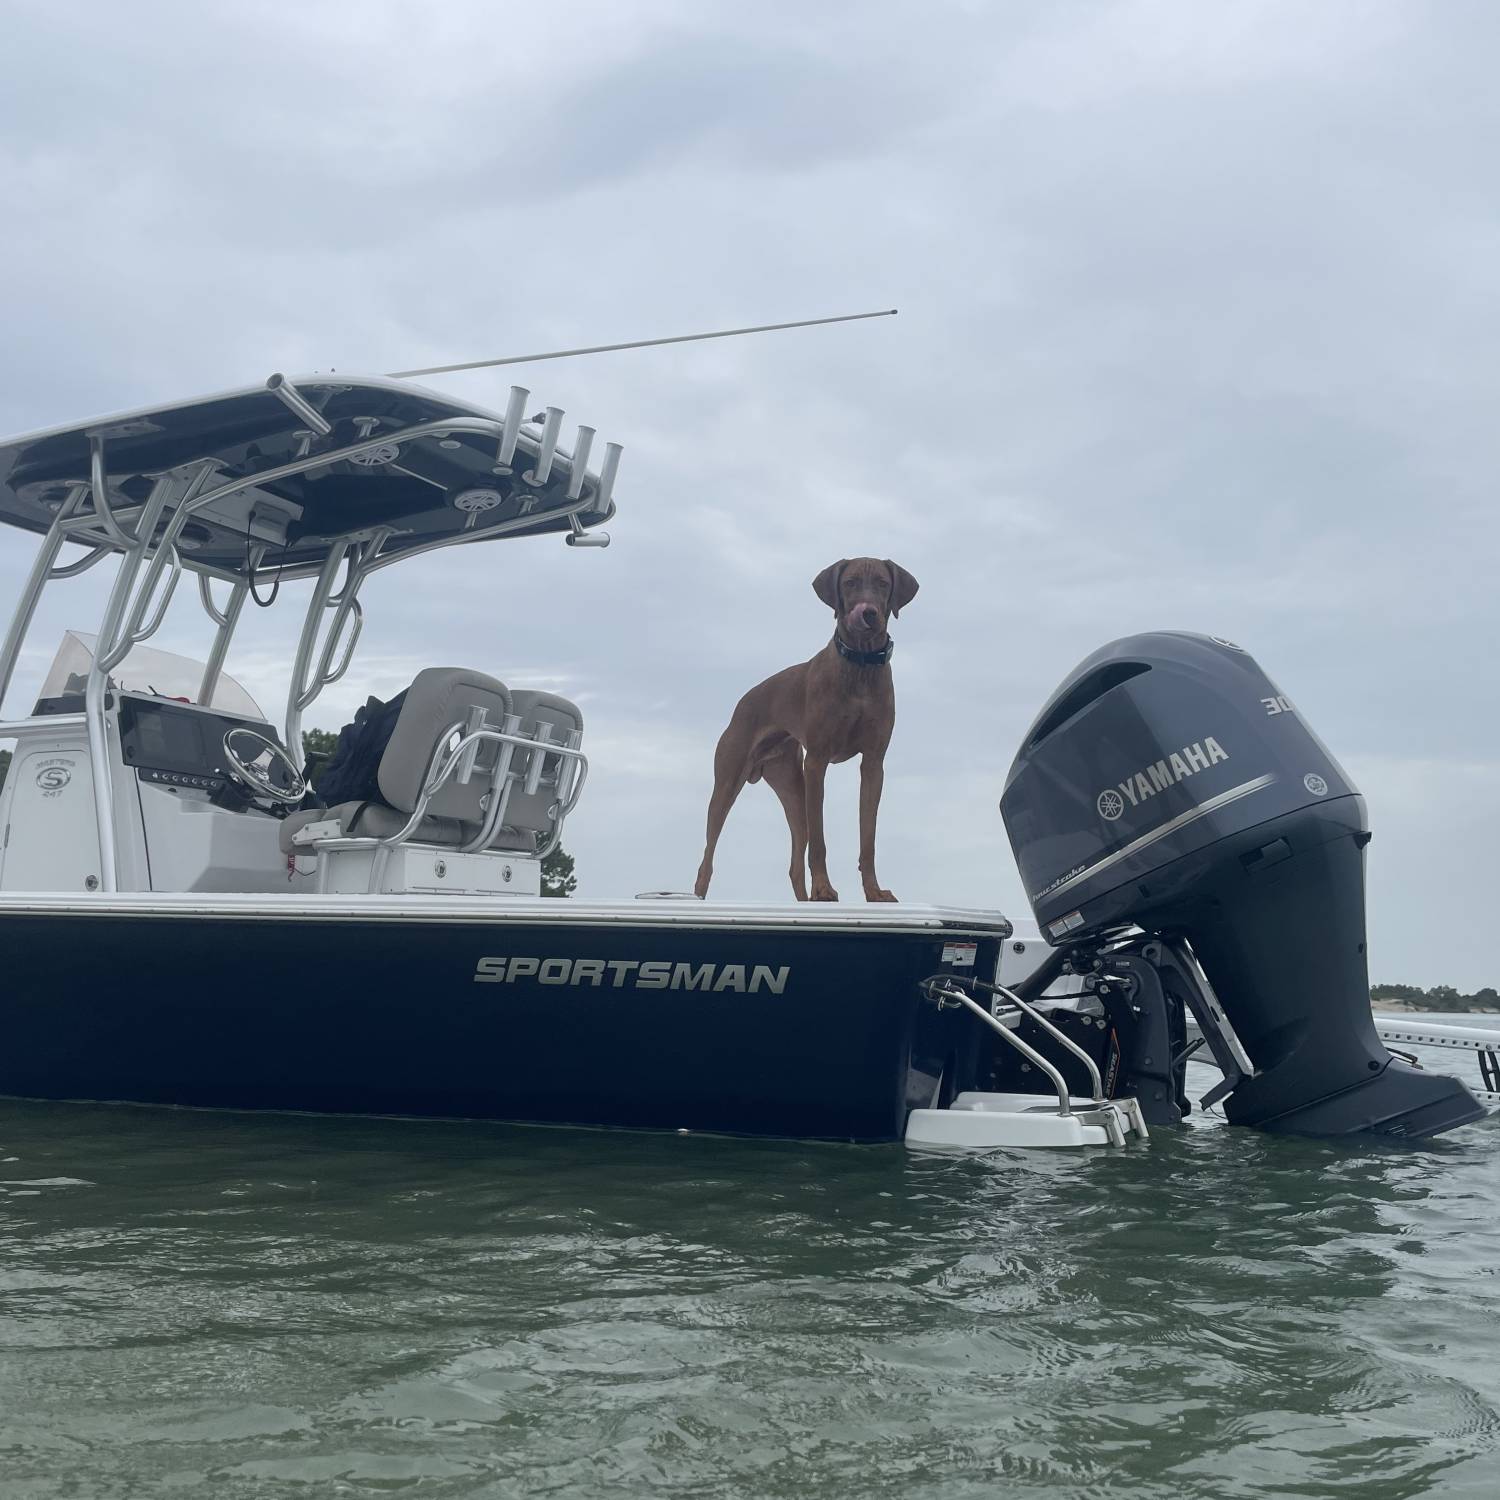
[197,570,252,707]
[929,980,1076,1116]
[991,980,1107,1103]
[0,486,88,713]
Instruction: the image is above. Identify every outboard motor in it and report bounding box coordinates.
[1000,631,1482,1139]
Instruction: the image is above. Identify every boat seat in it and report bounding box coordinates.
[278,801,538,853]
[279,668,583,857]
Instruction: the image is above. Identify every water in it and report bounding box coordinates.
[2,1045,1498,1499]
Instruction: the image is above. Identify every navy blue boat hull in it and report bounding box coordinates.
[0,902,1006,1141]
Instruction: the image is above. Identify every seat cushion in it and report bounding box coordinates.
[377,667,512,822]
[279,801,535,855]
[503,690,585,837]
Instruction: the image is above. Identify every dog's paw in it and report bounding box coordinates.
[865,887,898,902]
[810,880,840,902]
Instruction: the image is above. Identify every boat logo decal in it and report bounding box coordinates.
[1097,737,1229,823]
[1036,864,1087,902]
[1303,772,1328,796]
[474,957,791,994]
[34,761,73,794]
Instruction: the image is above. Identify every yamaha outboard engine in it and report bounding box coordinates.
[1000,632,1482,1138]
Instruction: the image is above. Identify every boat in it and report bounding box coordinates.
[0,372,1486,1148]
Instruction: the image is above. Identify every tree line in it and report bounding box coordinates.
[1370,982,1499,1014]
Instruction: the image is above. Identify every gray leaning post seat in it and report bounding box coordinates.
[504,689,586,854]
[280,667,584,858]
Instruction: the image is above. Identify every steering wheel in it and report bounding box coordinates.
[222,727,307,806]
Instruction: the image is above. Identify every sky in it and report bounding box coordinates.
[0,0,1495,987]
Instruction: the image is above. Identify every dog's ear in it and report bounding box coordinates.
[813,560,847,612]
[886,560,919,617]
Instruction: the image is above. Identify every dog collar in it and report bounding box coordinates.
[834,634,894,666]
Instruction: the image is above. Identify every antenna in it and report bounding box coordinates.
[385,308,898,379]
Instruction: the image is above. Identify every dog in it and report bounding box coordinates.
[694,557,918,903]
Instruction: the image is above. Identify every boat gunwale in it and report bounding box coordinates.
[0,891,1013,936]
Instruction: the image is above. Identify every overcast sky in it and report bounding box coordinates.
[1,0,1495,986]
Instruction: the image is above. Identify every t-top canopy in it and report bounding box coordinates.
[0,375,619,582]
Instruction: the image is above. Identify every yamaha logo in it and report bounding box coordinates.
[1303,772,1328,797]
[1097,737,1230,823]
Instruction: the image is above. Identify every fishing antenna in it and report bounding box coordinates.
[385,308,897,379]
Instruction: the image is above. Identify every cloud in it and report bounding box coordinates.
[1,0,1496,985]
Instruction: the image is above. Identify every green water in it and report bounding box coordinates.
[1,1076,1497,1499]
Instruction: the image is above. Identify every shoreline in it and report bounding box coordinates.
[1371,1002,1500,1016]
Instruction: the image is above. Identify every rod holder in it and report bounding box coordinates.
[455,705,491,785]
[525,406,565,486]
[565,516,610,548]
[493,385,530,474]
[555,727,585,806]
[523,721,556,796]
[595,442,622,512]
[566,425,596,500]
[266,374,332,437]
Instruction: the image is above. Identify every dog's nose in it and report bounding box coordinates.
[859,605,880,629]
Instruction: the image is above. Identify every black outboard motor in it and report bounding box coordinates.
[1000,632,1482,1139]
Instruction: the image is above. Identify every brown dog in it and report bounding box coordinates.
[694,557,918,902]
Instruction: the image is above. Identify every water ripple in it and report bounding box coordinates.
[1,1089,1498,1498]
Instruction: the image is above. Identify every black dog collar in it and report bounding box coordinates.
[834,634,894,666]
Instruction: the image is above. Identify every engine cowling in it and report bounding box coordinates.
[1000,631,1481,1138]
